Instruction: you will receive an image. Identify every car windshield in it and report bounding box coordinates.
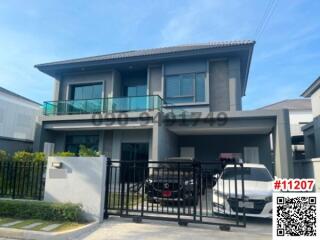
[221,167,273,182]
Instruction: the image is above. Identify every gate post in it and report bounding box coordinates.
[104,157,112,219]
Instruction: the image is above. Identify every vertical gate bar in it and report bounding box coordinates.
[192,162,197,221]
[16,162,21,198]
[12,162,17,199]
[182,168,186,215]
[21,162,26,198]
[120,164,125,216]
[205,170,208,217]
[199,162,203,222]
[25,162,30,198]
[177,162,181,222]
[228,178,231,216]
[240,162,246,227]
[131,162,134,210]
[156,168,159,213]
[30,162,35,198]
[217,169,220,216]
[141,164,146,217]
[126,166,130,215]
[108,166,113,209]
[104,158,111,219]
[5,162,10,196]
[38,162,45,200]
[113,166,117,208]
[0,162,4,196]
[234,161,239,225]
[166,166,169,214]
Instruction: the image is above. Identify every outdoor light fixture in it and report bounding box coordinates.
[52,161,62,169]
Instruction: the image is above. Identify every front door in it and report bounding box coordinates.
[120,143,149,183]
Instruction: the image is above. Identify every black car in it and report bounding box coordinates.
[145,158,199,205]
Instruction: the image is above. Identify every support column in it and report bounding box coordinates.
[274,109,293,178]
[228,58,241,111]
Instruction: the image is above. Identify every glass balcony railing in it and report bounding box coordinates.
[43,95,163,116]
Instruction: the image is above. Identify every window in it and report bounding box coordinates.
[165,73,206,104]
[65,135,99,154]
[125,85,147,97]
[70,83,102,100]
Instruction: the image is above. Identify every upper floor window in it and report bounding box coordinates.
[70,83,102,100]
[165,73,205,104]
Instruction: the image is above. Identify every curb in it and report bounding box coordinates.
[0,221,99,240]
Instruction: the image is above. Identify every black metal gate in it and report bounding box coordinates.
[104,159,246,229]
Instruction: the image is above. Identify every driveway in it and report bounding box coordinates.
[81,216,272,240]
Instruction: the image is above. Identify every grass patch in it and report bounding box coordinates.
[0,218,85,232]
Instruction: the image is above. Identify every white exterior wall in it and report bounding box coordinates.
[0,92,40,140]
[289,110,313,136]
[44,156,107,222]
[311,88,320,117]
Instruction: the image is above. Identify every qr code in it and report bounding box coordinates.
[276,195,317,237]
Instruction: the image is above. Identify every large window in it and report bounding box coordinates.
[165,73,206,104]
[70,83,102,100]
[65,135,99,154]
[124,85,147,97]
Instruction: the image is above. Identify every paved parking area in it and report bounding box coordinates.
[81,216,272,240]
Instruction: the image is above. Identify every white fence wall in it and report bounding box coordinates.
[44,156,107,222]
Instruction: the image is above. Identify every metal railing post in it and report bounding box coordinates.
[104,157,112,219]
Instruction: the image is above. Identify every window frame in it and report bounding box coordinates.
[164,72,207,105]
[66,80,105,100]
[65,134,100,154]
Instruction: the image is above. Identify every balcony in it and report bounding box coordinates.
[43,95,163,116]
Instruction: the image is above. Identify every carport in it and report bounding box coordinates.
[152,109,293,178]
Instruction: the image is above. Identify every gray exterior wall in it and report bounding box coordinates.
[0,137,33,154]
[209,60,230,111]
[148,65,162,97]
[57,71,113,100]
[52,57,242,113]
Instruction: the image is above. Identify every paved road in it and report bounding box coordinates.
[81,216,272,240]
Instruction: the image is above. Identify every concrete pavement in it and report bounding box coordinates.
[81,216,272,240]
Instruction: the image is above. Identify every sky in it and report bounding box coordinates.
[0,0,319,109]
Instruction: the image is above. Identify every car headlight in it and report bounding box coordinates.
[265,195,272,202]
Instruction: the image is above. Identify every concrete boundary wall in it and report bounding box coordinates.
[44,156,107,222]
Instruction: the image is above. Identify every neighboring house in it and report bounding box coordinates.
[0,87,41,154]
[34,40,293,177]
[260,99,313,160]
[301,77,320,159]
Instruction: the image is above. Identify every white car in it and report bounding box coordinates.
[212,163,273,218]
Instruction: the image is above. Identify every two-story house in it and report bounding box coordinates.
[0,87,41,154]
[34,41,293,178]
[301,76,320,159]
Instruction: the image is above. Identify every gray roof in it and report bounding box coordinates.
[35,40,255,67]
[259,99,312,111]
[301,76,320,97]
[0,86,41,106]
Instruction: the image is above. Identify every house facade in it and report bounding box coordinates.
[34,41,293,177]
[260,99,313,160]
[0,87,41,154]
[301,77,320,159]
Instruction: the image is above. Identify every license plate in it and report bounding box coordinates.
[238,201,254,208]
[162,190,172,197]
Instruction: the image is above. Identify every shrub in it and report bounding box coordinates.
[0,150,9,161]
[12,151,33,162]
[79,145,99,157]
[0,200,84,222]
[54,151,76,157]
[33,152,46,162]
